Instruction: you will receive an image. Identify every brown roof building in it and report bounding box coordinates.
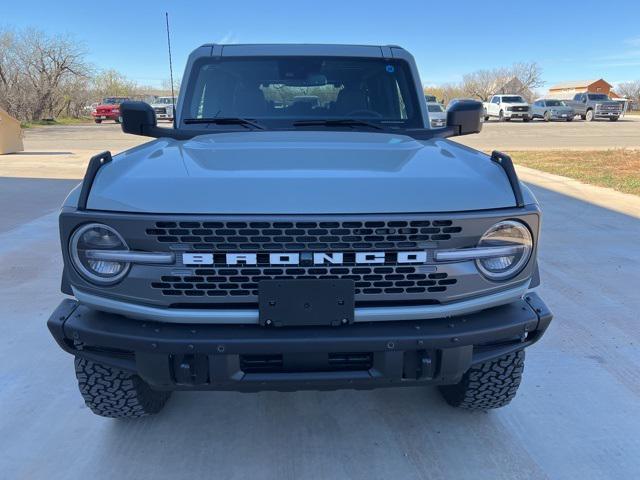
[547,79,613,99]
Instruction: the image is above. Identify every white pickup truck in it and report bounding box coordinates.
[483,95,531,122]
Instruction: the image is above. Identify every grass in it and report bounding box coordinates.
[510,149,640,196]
[21,117,92,128]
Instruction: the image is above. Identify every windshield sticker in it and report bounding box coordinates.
[386,65,395,73]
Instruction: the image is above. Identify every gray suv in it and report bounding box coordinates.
[48,44,552,418]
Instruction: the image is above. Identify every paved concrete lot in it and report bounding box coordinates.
[1,171,639,479]
[0,118,639,180]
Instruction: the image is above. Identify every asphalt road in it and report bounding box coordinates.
[1,173,639,480]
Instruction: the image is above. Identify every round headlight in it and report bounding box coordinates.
[476,220,533,280]
[69,223,129,284]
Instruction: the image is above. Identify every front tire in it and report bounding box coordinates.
[75,357,171,418]
[438,350,525,410]
[609,116,619,122]
[94,119,102,124]
[498,110,505,122]
[544,111,551,122]
[585,109,594,121]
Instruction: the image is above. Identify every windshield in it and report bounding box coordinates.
[501,96,526,103]
[183,57,421,128]
[545,100,565,106]
[427,104,444,113]
[156,97,174,104]
[587,94,610,101]
[102,97,126,104]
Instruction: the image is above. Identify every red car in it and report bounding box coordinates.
[92,97,129,124]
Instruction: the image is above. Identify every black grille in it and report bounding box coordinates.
[154,107,167,114]
[145,220,462,251]
[512,106,529,112]
[239,352,373,373]
[152,266,457,298]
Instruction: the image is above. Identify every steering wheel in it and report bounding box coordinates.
[345,109,383,118]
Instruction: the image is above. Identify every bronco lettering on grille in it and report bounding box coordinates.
[183,251,428,266]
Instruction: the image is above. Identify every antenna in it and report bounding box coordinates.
[165,12,176,127]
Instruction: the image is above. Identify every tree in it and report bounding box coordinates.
[92,69,139,98]
[616,80,640,103]
[0,27,92,121]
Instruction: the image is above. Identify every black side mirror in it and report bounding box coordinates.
[447,100,483,136]
[121,101,158,137]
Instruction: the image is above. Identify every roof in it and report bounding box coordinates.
[548,79,611,90]
[196,43,409,59]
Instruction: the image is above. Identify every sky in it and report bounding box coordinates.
[2,0,640,89]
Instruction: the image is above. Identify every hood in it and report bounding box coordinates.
[84,131,523,214]
[96,104,119,110]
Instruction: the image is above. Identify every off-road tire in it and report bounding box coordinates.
[585,109,594,121]
[438,350,525,410]
[74,357,171,418]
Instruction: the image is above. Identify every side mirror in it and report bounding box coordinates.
[121,101,157,137]
[447,100,483,136]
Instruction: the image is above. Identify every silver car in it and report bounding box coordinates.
[426,101,447,128]
[531,99,575,122]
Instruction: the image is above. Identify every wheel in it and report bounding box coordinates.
[566,117,574,122]
[498,110,505,122]
[580,114,586,120]
[522,116,530,122]
[94,119,102,124]
[609,116,619,122]
[438,350,525,410]
[74,357,171,418]
[585,109,594,121]
[484,116,490,121]
[115,116,122,124]
[543,111,551,122]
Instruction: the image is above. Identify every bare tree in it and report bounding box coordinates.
[459,62,543,102]
[616,80,640,103]
[0,27,92,121]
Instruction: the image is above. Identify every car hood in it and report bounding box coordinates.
[504,103,529,107]
[82,131,524,214]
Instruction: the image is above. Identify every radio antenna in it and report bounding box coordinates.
[165,12,176,126]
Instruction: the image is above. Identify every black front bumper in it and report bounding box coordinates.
[48,293,552,392]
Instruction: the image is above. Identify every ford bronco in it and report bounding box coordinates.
[48,44,552,418]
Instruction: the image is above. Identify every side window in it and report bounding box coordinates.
[491,96,499,104]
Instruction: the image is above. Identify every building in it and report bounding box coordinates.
[547,79,613,99]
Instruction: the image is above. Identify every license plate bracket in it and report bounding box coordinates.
[259,279,355,327]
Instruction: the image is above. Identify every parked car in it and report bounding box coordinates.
[483,95,531,122]
[47,43,552,418]
[426,101,446,128]
[531,99,575,122]
[92,97,129,124]
[567,93,622,121]
[424,94,437,102]
[150,96,176,122]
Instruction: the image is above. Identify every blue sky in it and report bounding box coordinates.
[2,0,639,89]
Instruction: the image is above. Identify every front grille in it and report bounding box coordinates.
[239,352,373,373]
[511,106,529,112]
[154,107,167,114]
[145,219,463,252]
[151,266,457,298]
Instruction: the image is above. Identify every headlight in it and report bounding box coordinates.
[69,223,130,284]
[476,220,533,280]
[506,107,513,111]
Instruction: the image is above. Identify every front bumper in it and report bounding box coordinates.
[48,293,552,392]
[505,111,530,119]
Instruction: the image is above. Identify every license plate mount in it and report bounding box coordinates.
[259,279,355,327]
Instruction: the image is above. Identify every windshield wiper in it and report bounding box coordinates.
[183,117,265,130]
[293,119,383,130]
